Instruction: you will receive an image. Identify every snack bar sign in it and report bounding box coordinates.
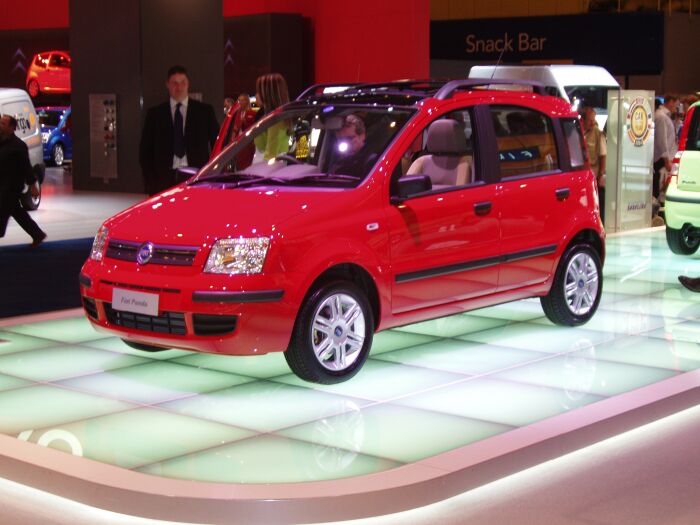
[466,32,547,54]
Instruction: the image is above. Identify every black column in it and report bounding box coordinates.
[69,0,223,193]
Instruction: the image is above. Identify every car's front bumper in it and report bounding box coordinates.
[665,182,700,229]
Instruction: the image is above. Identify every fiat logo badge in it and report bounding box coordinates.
[137,242,154,265]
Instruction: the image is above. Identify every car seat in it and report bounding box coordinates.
[406,119,473,188]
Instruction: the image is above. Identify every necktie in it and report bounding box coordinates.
[173,102,185,158]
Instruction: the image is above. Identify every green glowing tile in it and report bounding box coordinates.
[602,277,668,296]
[4,316,109,343]
[0,385,134,435]
[461,298,545,322]
[393,314,511,338]
[583,336,700,372]
[279,403,512,463]
[78,337,193,360]
[529,308,668,336]
[0,330,58,355]
[159,381,369,433]
[274,359,463,401]
[396,377,604,427]
[370,330,439,356]
[172,351,291,378]
[0,373,29,391]
[374,338,546,375]
[0,346,149,382]
[59,361,254,404]
[27,407,255,469]
[138,434,401,483]
[458,323,615,354]
[492,355,677,397]
[644,319,700,346]
[599,295,700,321]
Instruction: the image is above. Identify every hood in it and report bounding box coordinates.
[104,182,348,245]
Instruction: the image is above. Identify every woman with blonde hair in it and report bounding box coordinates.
[254,73,291,160]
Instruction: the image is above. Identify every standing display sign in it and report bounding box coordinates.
[606,90,655,232]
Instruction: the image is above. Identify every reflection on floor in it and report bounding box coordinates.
[0,229,698,492]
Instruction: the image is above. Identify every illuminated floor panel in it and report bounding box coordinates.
[0,229,698,523]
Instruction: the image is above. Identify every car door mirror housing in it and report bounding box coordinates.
[391,174,432,204]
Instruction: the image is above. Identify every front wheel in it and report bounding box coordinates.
[52,143,65,166]
[541,244,602,326]
[285,281,374,384]
[27,79,39,98]
[666,224,700,255]
[20,182,41,211]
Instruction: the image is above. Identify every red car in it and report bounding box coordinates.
[80,79,605,384]
[26,51,71,98]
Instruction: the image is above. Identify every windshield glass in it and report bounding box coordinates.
[37,109,63,127]
[195,104,414,187]
[564,85,615,113]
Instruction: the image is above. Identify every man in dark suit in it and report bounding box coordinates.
[0,114,46,247]
[139,65,219,195]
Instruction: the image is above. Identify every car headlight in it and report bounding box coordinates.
[205,237,270,274]
[90,226,109,261]
[41,132,49,143]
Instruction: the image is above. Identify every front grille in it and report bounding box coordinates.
[192,314,238,336]
[106,239,198,266]
[82,297,98,320]
[104,303,186,335]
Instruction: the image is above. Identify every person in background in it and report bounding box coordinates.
[231,93,257,170]
[581,106,607,223]
[223,97,235,116]
[253,73,290,160]
[0,115,46,247]
[653,94,679,217]
[328,114,377,178]
[139,65,219,195]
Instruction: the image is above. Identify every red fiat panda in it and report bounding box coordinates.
[80,79,605,384]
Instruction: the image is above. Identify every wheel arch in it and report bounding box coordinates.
[565,228,605,264]
[302,263,381,330]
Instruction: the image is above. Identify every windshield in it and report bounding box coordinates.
[194,104,414,187]
[564,85,615,113]
[37,109,63,128]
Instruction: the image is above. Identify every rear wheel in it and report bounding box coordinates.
[20,182,41,211]
[285,281,374,384]
[121,339,170,352]
[666,224,700,255]
[541,243,602,326]
[27,79,39,98]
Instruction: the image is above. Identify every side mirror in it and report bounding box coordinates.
[390,174,432,204]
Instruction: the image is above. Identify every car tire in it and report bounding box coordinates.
[541,243,602,326]
[666,224,700,255]
[121,339,170,352]
[20,181,41,211]
[52,143,65,167]
[27,80,39,98]
[285,281,374,384]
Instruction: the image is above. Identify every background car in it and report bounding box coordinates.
[37,106,72,166]
[664,100,700,254]
[26,51,71,98]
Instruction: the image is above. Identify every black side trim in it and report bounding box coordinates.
[666,194,700,204]
[396,244,558,283]
[192,290,285,303]
[79,273,92,288]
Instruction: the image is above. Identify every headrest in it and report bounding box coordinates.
[426,119,469,155]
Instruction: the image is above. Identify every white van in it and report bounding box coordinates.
[468,65,620,128]
[0,88,46,209]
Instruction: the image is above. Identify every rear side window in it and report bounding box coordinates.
[561,118,586,168]
[490,106,558,178]
[685,109,700,151]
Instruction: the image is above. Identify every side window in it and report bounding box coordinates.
[561,118,586,169]
[398,109,477,192]
[34,54,48,68]
[50,54,70,68]
[490,105,559,178]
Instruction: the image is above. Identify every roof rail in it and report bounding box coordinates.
[434,78,548,100]
[296,83,360,100]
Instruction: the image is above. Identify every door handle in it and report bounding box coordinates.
[474,201,492,216]
[555,188,570,200]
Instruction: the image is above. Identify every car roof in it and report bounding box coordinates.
[0,87,33,99]
[291,79,574,114]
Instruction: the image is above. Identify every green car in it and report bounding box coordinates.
[665,100,700,254]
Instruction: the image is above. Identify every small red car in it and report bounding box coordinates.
[26,51,71,98]
[80,79,605,384]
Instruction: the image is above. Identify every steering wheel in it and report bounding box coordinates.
[274,154,301,165]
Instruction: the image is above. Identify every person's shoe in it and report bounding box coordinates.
[30,232,47,248]
[651,215,666,227]
[678,275,700,292]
